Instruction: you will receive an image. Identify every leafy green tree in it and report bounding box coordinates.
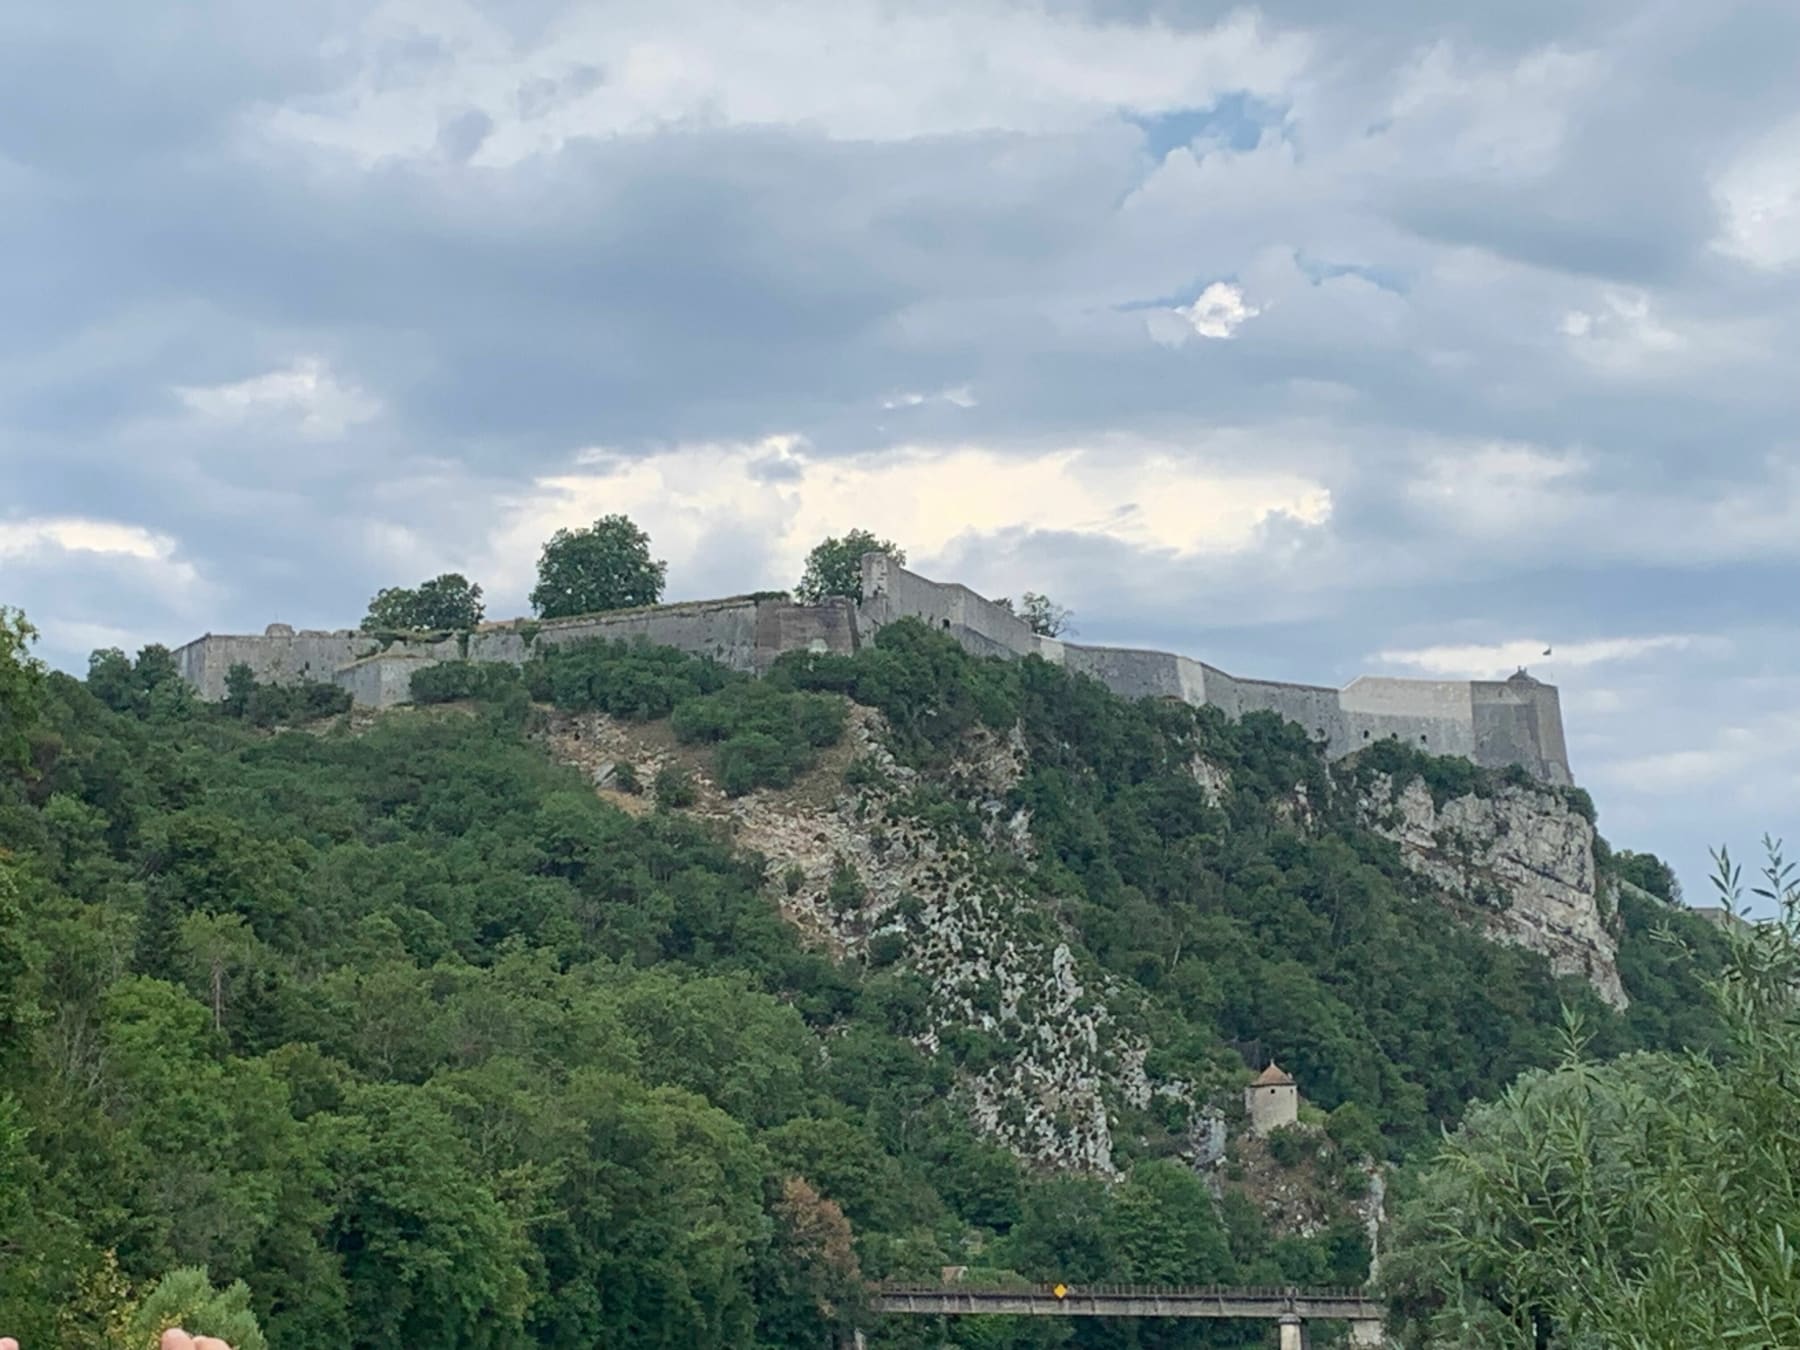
[530,515,666,618]
[1383,844,1800,1349]
[1004,592,1074,638]
[796,530,904,603]
[125,1266,268,1350]
[362,573,485,631]
[0,607,44,767]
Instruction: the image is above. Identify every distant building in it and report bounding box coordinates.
[1246,1063,1298,1136]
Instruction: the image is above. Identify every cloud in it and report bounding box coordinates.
[0,516,179,562]
[1148,281,1261,344]
[881,385,978,410]
[257,1,1312,162]
[174,358,381,438]
[1375,634,1707,680]
[474,436,1333,608]
[1713,113,1800,269]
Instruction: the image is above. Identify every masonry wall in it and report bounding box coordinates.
[856,554,1574,784]
[171,559,1572,784]
[175,595,860,711]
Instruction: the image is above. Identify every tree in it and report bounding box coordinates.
[1007,592,1073,638]
[1383,843,1800,1348]
[1,607,44,769]
[530,515,666,618]
[363,573,485,631]
[796,531,904,604]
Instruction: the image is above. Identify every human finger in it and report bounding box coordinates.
[161,1331,195,1350]
[192,1339,233,1350]
[2,1335,22,1350]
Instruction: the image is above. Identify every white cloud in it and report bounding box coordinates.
[881,385,977,410]
[1404,442,1584,538]
[475,435,1332,608]
[1380,42,1600,178]
[1713,113,1800,269]
[1147,281,1261,344]
[0,516,179,562]
[1559,289,1684,371]
[257,0,1312,164]
[1374,634,1708,680]
[175,358,380,438]
[0,516,208,617]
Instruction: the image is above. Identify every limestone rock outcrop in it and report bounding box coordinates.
[1359,773,1625,1008]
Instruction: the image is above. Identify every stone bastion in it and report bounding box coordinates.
[170,554,1572,786]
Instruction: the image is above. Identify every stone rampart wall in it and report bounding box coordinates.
[857,555,1573,783]
[174,595,857,710]
[169,557,1572,782]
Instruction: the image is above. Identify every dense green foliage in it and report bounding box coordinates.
[363,573,485,632]
[0,616,1732,1348]
[529,514,667,618]
[796,530,904,604]
[1,607,44,768]
[1384,848,1800,1347]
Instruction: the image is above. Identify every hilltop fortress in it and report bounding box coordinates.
[173,553,1573,785]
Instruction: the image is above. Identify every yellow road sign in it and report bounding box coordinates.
[1053,1284,1068,1299]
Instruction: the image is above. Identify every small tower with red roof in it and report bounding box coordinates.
[1246,1062,1298,1136]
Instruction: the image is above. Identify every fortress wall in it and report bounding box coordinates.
[1061,645,1194,701]
[169,554,1574,784]
[861,552,1056,660]
[1472,681,1573,786]
[1211,670,1346,744]
[752,597,859,670]
[173,631,368,701]
[335,653,441,709]
[1338,677,1479,760]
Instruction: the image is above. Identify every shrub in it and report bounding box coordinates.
[611,761,642,794]
[410,660,522,705]
[654,764,697,809]
[1266,1123,1314,1168]
[528,638,733,720]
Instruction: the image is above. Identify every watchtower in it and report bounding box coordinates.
[1246,1063,1298,1136]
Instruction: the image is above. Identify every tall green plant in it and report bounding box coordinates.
[1383,840,1800,1348]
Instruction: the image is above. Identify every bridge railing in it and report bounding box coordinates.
[873,1283,1373,1301]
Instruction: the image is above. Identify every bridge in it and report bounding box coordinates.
[871,1284,1385,1345]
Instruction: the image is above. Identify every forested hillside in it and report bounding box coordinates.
[0,612,1729,1348]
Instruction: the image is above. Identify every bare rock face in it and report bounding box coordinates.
[1360,773,1626,1008]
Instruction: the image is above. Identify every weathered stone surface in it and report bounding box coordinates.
[1360,774,1625,1008]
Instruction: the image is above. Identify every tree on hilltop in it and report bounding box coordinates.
[363,573,485,631]
[797,530,904,604]
[999,592,1074,638]
[531,514,667,619]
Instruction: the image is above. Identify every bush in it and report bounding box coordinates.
[410,660,522,705]
[611,761,642,794]
[654,764,697,809]
[1266,1123,1314,1168]
[673,682,848,795]
[236,676,351,727]
[528,638,733,720]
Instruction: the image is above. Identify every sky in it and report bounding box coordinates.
[4,0,1799,910]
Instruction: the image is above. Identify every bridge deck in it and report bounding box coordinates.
[871,1284,1383,1321]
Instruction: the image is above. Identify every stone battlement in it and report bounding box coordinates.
[170,554,1572,785]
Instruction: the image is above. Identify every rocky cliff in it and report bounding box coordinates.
[1356,771,1625,1008]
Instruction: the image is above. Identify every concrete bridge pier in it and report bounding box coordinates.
[1351,1317,1385,1344]
[1277,1314,1304,1350]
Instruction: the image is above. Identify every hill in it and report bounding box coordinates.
[0,618,1728,1348]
